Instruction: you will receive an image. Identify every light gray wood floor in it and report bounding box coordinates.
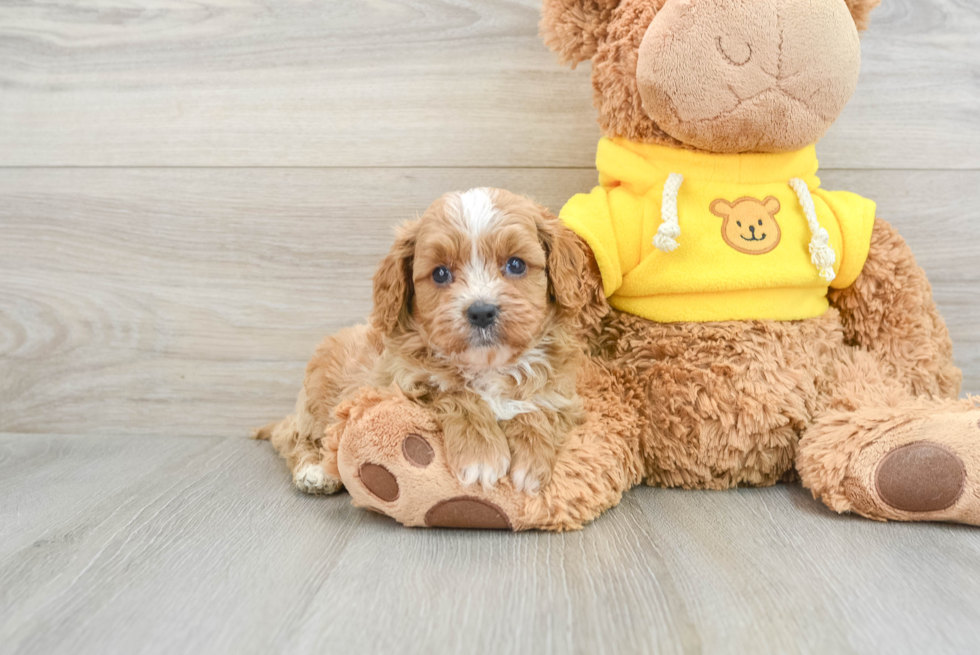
[1,0,979,653]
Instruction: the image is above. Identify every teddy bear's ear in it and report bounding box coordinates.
[709,199,732,219]
[843,0,883,31]
[540,0,620,67]
[763,197,781,215]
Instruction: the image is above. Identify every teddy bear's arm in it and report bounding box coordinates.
[828,217,961,399]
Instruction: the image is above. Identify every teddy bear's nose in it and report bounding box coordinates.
[749,224,756,233]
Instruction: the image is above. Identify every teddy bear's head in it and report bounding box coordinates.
[541,0,881,153]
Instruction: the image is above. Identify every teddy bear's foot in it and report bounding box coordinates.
[333,388,523,530]
[332,362,645,531]
[798,399,980,525]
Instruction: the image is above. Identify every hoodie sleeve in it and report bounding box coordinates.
[814,189,877,290]
[559,187,622,298]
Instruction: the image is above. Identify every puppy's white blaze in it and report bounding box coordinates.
[459,260,504,305]
[453,188,501,290]
[453,187,500,237]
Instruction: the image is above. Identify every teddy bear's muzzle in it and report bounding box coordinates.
[635,0,862,153]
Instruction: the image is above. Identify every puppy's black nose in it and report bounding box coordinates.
[467,303,499,328]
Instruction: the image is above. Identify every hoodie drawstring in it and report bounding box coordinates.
[788,178,837,283]
[653,172,684,253]
[652,174,837,283]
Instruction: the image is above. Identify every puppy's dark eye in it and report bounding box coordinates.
[432,266,453,285]
[504,257,527,277]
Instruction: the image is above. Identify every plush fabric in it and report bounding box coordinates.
[540,0,623,66]
[332,217,979,530]
[635,0,861,152]
[559,138,876,321]
[590,0,864,151]
[306,0,980,531]
[336,360,645,531]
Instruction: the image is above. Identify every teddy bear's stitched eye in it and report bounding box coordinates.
[504,257,527,277]
[432,266,453,285]
[736,221,742,227]
[759,220,763,226]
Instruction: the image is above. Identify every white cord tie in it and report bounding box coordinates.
[655,174,837,284]
[653,172,684,253]
[789,177,836,283]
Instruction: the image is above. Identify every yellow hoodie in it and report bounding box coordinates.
[560,138,877,323]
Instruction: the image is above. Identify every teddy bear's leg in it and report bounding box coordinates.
[332,361,645,531]
[829,217,962,399]
[798,350,980,525]
[597,310,829,490]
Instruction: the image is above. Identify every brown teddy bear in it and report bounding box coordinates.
[272,0,980,530]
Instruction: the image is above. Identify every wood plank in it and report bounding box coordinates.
[1,168,977,439]
[2,434,980,654]
[0,434,222,560]
[625,485,980,654]
[0,0,976,169]
[0,434,366,654]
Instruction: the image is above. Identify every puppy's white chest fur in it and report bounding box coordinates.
[470,372,537,421]
[462,347,571,422]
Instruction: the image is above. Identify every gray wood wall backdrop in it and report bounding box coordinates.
[1,0,978,439]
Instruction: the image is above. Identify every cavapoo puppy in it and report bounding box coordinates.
[258,188,604,495]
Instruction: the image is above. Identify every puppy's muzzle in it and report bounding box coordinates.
[466,302,499,329]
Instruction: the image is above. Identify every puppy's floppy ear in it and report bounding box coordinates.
[540,0,620,67]
[535,206,608,335]
[370,219,420,337]
[843,0,882,31]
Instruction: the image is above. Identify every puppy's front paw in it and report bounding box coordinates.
[457,457,511,490]
[448,439,511,490]
[293,463,343,495]
[509,447,557,496]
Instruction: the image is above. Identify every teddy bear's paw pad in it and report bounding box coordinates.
[424,497,513,530]
[294,464,342,495]
[359,462,400,502]
[876,442,966,512]
[402,434,434,468]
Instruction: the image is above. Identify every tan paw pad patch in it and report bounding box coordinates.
[359,463,400,502]
[875,441,966,512]
[424,497,512,530]
[402,434,434,468]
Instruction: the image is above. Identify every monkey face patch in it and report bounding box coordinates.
[710,196,782,255]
